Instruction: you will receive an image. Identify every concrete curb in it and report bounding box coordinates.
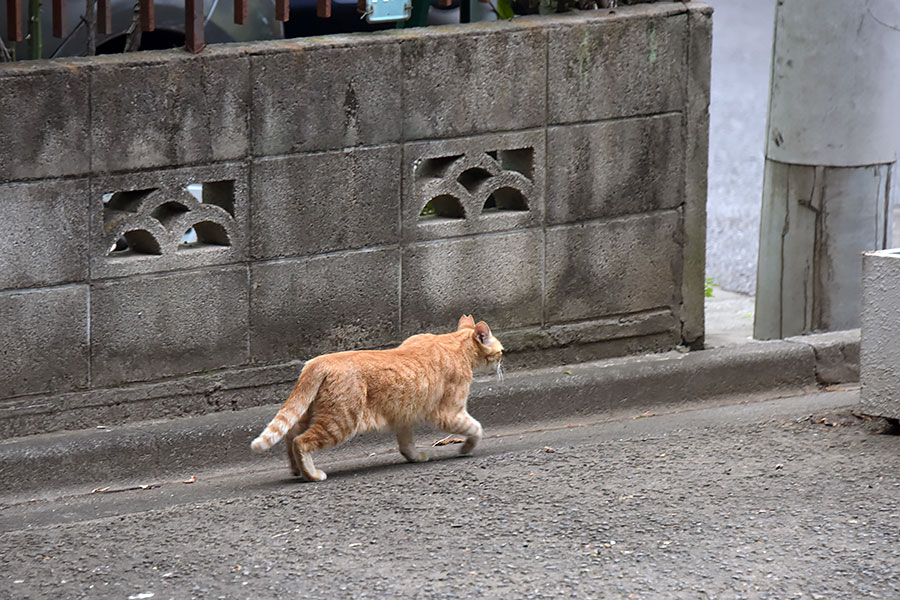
[0,331,859,496]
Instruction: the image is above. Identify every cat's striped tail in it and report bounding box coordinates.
[250,361,326,452]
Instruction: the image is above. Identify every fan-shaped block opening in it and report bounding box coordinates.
[416,155,463,179]
[419,195,465,220]
[104,188,156,212]
[151,201,190,227]
[107,229,162,256]
[457,168,493,193]
[483,188,528,213]
[179,221,231,249]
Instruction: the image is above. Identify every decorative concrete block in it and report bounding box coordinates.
[547,11,687,124]
[89,163,249,279]
[0,286,89,397]
[546,114,684,224]
[250,249,400,363]
[250,39,402,155]
[401,230,542,336]
[402,26,546,140]
[251,147,401,259]
[0,179,90,291]
[90,266,250,387]
[545,211,682,323]
[0,61,90,181]
[860,249,900,419]
[403,130,544,242]
[0,6,710,435]
[90,49,250,172]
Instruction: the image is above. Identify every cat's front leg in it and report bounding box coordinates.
[439,410,483,455]
[459,418,483,455]
[395,425,428,463]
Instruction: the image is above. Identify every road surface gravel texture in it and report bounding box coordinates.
[1,389,898,599]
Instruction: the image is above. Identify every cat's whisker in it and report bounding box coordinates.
[495,362,504,383]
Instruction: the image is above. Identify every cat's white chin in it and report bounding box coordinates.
[476,360,503,382]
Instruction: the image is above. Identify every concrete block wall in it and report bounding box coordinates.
[0,2,711,437]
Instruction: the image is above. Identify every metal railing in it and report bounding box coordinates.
[3,0,347,54]
[2,0,677,58]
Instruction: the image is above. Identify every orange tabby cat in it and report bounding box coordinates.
[251,315,504,481]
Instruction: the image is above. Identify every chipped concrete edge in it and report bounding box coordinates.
[0,333,858,496]
[785,329,860,386]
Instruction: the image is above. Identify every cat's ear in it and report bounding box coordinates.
[458,315,476,331]
[474,321,492,345]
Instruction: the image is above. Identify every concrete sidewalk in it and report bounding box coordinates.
[0,290,862,499]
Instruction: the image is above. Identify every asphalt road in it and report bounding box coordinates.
[2,387,899,599]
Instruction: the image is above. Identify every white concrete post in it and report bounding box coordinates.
[859,249,900,420]
[753,0,900,340]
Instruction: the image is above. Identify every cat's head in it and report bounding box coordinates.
[457,315,504,369]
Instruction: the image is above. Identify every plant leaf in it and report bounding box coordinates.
[497,0,515,19]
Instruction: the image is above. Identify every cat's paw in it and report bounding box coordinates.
[402,450,429,463]
[459,440,478,455]
[303,469,327,482]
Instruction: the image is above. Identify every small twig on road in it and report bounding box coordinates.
[91,484,161,494]
[432,435,464,447]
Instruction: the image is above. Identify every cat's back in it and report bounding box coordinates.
[312,331,467,387]
[310,338,431,377]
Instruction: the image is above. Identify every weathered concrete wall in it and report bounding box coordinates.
[859,249,900,419]
[0,3,712,436]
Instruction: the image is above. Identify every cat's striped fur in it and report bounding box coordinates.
[251,315,504,481]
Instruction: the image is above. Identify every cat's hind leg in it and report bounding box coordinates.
[284,410,311,477]
[395,425,427,463]
[291,378,366,481]
[437,410,483,455]
[291,412,358,481]
[291,423,332,481]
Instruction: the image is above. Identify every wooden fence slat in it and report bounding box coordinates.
[7,0,23,42]
[140,0,155,31]
[185,0,205,52]
[316,0,331,18]
[234,0,247,25]
[276,0,289,22]
[98,0,112,34]
[52,0,65,37]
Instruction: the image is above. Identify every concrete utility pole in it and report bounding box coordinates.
[754,0,900,340]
